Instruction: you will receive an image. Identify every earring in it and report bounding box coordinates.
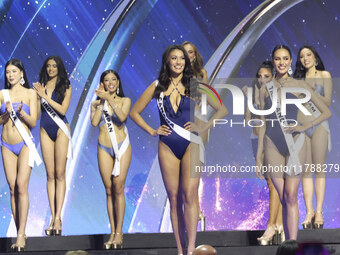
[20,76,25,86]
[288,66,293,76]
[116,86,119,95]
[315,61,318,66]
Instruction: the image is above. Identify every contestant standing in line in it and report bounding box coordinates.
[130,45,227,255]
[256,45,331,240]
[182,41,208,231]
[243,61,283,245]
[33,56,72,236]
[294,46,332,229]
[1,59,39,251]
[91,70,131,250]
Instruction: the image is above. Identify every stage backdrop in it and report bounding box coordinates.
[0,0,340,237]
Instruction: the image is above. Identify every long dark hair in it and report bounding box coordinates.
[4,59,30,89]
[39,56,70,103]
[99,70,124,97]
[293,45,325,79]
[252,60,274,103]
[182,41,204,79]
[276,240,299,255]
[271,44,292,60]
[153,45,194,99]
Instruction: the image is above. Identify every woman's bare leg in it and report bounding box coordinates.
[16,146,32,246]
[54,130,69,231]
[98,145,115,242]
[2,147,19,229]
[40,129,56,228]
[158,141,184,254]
[112,145,132,244]
[311,127,328,224]
[181,143,200,253]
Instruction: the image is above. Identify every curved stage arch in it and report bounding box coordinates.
[0,0,339,237]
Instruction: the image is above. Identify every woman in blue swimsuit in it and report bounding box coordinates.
[91,70,131,250]
[33,56,72,236]
[256,45,331,240]
[130,45,227,255]
[0,59,38,251]
[243,61,284,245]
[182,41,208,231]
[294,46,332,229]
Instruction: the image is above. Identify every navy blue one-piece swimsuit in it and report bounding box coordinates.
[41,90,68,141]
[159,94,196,160]
[264,92,299,156]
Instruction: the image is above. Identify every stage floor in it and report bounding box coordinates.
[1,229,340,254]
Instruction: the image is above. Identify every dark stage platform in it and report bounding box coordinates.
[1,229,340,254]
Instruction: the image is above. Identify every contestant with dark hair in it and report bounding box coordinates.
[33,56,72,236]
[130,45,227,255]
[294,46,332,229]
[182,41,208,230]
[256,45,331,240]
[91,70,131,249]
[276,240,299,255]
[244,61,283,245]
[1,59,39,251]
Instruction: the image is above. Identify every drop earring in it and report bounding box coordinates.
[288,66,293,76]
[116,86,119,95]
[315,61,318,66]
[20,76,25,86]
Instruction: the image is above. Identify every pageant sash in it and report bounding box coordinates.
[103,101,129,176]
[155,81,205,163]
[41,98,73,158]
[2,89,42,167]
[307,100,331,151]
[266,81,305,175]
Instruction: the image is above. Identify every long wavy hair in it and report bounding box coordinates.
[4,59,30,89]
[182,41,204,79]
[293,45,325,79]
[39,56,70,103]
[99,70,124,97]
[153,44,194,99]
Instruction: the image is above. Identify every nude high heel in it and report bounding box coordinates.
[104,232,115,250]
[198,211,206,231]
[54,217,62,236]
[313,211,324,229]
[301,211,315,229]
[45,219,54,236]
[112,232,123,249]
[277,225,285,244]
[15,234,27,252]
[257,225,277,245]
